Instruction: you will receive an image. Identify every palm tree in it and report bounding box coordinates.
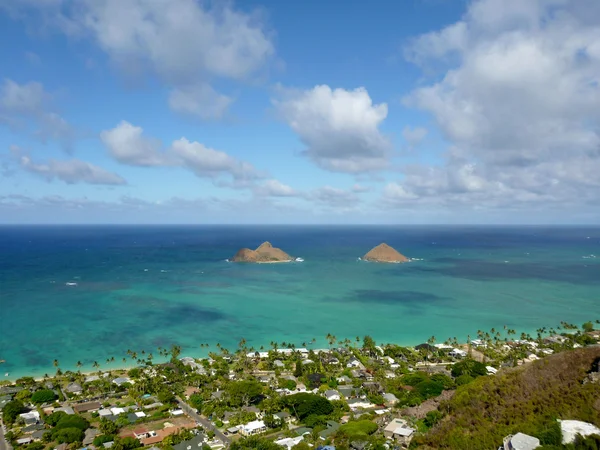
[53,359,60,368]
[76,361,83,370]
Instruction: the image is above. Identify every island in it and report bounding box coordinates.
[231,241,293,263]
[362,243,409,263]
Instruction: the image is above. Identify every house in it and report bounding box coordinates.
[338,386,358,398]
[16,437,33,445]
[83,428,99,446]
[127,411,147,423]
[171,409,184,416]
[0,395,12,410]
[319,421,340,439]
[111,407,127,415]
[173,434,207,450]
[347,398,375,411]
[384,418,415,446]
[98,409,113,418]
[275,436,304,449]
[113,377,133,386]
[74,401,101,414]
[19,411,41,425]
[336,375,352,384]
[414,343,436,352]
[486,366,498,375]
[347,357,362,368]
[211,390,224,400]
[54,406,75,415]
[449,348,467,358]
[544,335,567,345]
[559,420,600,445]
[274,411,294,425]
[85,375,101,383]
[273,360,285,369]
[362,382,382,393]
[382,393,398,405]
[471,339,486,347]
[31,430,46,442]
[502,432,540,450]
[241,405,263,419]
[239,420,267,436]
[324,390,340,401]
[65,382,83,395]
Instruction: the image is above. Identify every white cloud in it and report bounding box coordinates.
[17,153,126,185]
[168,83,233,120]
[0,79,75,150]
[254,179,298,197]
[394,0,600,210]
[100,120,170,166]
[402,126,428,146]
[5,0,275,119]
[310,186,360,208]
[170,137,261,181]
[274,85,391,173]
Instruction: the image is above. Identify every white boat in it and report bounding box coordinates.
[295,257,304,262]
[65,282,78,286]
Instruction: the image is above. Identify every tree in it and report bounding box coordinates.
[363,335,376,355]
[31,389,57,404]
[285,393,333,420]
[15,389,32,402]
[99,418,120,435]
[189,393,203,411]
[54,427,84,444]
[2,399,25,424]
[55,415,89,431]
[227,380,263,407]
[451,359,487,378]
[583,321,594,332]
[158,389,176,404]
[46,411,68,427]
[229,436,281,450]
[291,442,311,450]
[93,435,116,447]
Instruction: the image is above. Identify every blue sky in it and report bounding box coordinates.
[1,0,599,224]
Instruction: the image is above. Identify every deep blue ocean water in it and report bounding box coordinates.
[1,225,599,379]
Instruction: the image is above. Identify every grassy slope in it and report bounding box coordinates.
[417,347,600,449]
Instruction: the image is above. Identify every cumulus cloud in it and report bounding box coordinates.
[392,0,600,210]
[170,138,261,181]
[100,120,170,166]
[310,186,360,208]
[402,126,428,147]
[5,0,274,119]
[99,120,263,184]
[274,85,391,173]
[17,153,126,185]
[0,79,75,150]
[254,179,298,197]
[168,83,233,120]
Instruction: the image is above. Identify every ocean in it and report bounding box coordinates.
[0,225,599,379]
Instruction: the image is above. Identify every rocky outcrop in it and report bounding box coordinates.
[363,243,408,263]
[231,241,293,263]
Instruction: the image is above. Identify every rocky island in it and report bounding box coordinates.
[231,241,293,263]
[362,243,409,263]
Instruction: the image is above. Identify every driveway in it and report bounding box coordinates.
[176,397,231,446]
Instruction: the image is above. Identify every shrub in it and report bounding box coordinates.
[451,360,487,378]
[415,381,444,399]
[54,427,84,444]
[55,414,89,430]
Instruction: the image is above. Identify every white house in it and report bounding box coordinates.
[239,420,267,436]
[274,436,304,449]
[449,348,467,358]
[560,420,600,444]
[503,433,540,450]
[324,390,340,401]
[383,418,415,445]
[486,366,498,375]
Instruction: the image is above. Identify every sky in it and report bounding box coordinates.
[0,0,599,224]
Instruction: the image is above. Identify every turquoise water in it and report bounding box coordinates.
[1,225,599,379]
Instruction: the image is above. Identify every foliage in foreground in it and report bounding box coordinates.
[416,347,600,449]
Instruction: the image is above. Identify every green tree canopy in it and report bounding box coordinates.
[99,417,120,435]
[46,411,68,427]
[54,427,84,444]
[285,393,334,420]
[189,393,203,411]
[451,359,488,378]
[31,389,57,404]
[229,436,281,450]
[2,400,26,424]
[55,415,90,431]
[227,380,263,407]
[415,380,445,399]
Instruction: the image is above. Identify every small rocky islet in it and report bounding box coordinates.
[362,243,409,263]
[231,241,293,263]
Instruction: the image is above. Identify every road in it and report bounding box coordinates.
[0,420,13,450]
[176,397,231,446]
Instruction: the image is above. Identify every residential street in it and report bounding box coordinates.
[176,397,231,446]
[0,421,12,450]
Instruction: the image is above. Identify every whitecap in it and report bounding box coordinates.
[65,282,78,286]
